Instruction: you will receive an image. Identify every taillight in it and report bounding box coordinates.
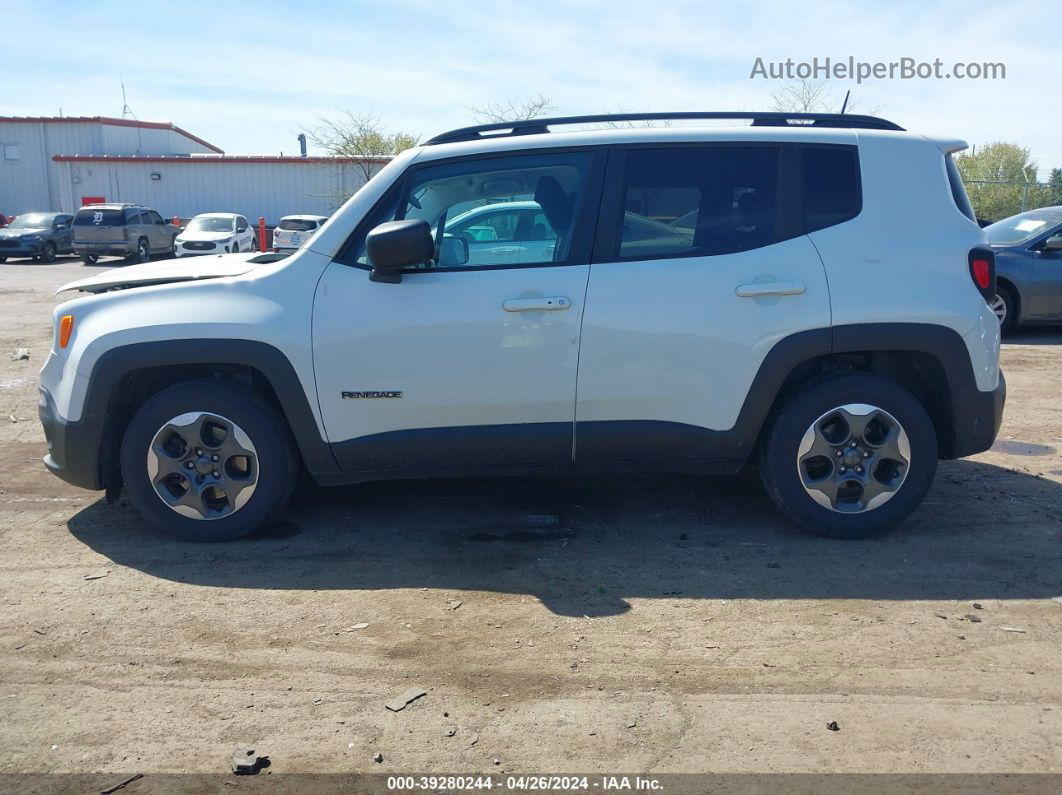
[968,247,995,302]
[123,227,130,241]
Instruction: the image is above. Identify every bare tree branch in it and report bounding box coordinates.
[770,80,883,115]
[468,95,556,123]
[303,112,418,186]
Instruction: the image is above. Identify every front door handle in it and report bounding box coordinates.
[503,296,572,312]
[735,280,806,297]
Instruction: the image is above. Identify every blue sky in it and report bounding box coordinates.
[5,0,1060,174]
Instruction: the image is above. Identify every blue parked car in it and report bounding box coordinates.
[986,207,1062,329]
[0,212,75,263]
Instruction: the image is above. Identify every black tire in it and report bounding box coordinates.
[994,285,1016,332]
[81,253,99,265]
[120,380,298,541]
[127,237,150,264]
[0,256,6,263]
[40,241,57,263]
[758,374,938,539]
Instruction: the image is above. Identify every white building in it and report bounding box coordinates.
[0,115,382,224]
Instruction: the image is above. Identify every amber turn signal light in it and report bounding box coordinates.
[59,315,74,348]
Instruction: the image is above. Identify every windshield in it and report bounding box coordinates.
[278,218,319,231]
[8,213,54,229]
[187,217,234,233]
[985,209,1062,246]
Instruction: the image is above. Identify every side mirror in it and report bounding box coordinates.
[438,234,470,267]
[1043,235,1062,252]
[366,219,434,283]
[55,223,68,230]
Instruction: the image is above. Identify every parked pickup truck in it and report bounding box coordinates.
[72,204,177,264]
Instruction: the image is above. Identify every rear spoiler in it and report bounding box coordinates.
[923,135,969,155]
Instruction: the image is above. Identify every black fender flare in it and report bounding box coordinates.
[80,339,338,484]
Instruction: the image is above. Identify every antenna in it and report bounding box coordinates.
[120,75,137,120]
[840,90,850,115]
[119,76,143,155]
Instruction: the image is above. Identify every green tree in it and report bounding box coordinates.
[955,142,1040,221]
[1046,168,1062,207]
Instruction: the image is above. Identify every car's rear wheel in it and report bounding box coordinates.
[127,237,150,264]
[120,380,298,541]
[81,253,98,265]
[991,286,1016,332]
[759,374,937,539]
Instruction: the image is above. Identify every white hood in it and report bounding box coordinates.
[177,230,235,242]
[56,252,273,294]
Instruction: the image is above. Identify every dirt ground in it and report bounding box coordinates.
[0,257,1060,778]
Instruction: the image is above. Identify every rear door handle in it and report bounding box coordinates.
[735,280,806,297]
[503,296,572,312]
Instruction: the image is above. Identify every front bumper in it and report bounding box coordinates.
[39,385,105,490]
[0,241,44,256]
[175,242,221,257]
[947,369,1006,459]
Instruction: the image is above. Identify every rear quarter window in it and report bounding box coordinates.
[803,146,861,233]
[73,209,125,226]
[945,154,976,222]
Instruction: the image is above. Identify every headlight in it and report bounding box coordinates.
[175,237,185,244]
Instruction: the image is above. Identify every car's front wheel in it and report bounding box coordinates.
[759,374,937,538]
[81,253,99,265]
[39,241,57,263]
[120,381,298,541]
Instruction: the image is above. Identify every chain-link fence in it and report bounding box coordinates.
[963,178,1057,223]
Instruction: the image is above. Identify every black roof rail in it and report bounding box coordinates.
[424,111,905,145]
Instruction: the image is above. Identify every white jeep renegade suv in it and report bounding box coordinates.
[39,112,1005,542]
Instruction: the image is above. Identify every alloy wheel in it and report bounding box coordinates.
[989,294,1007,324]
[796,403,911,513]
[146,412,259,520]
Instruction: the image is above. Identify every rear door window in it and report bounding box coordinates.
[607,145,781,260]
